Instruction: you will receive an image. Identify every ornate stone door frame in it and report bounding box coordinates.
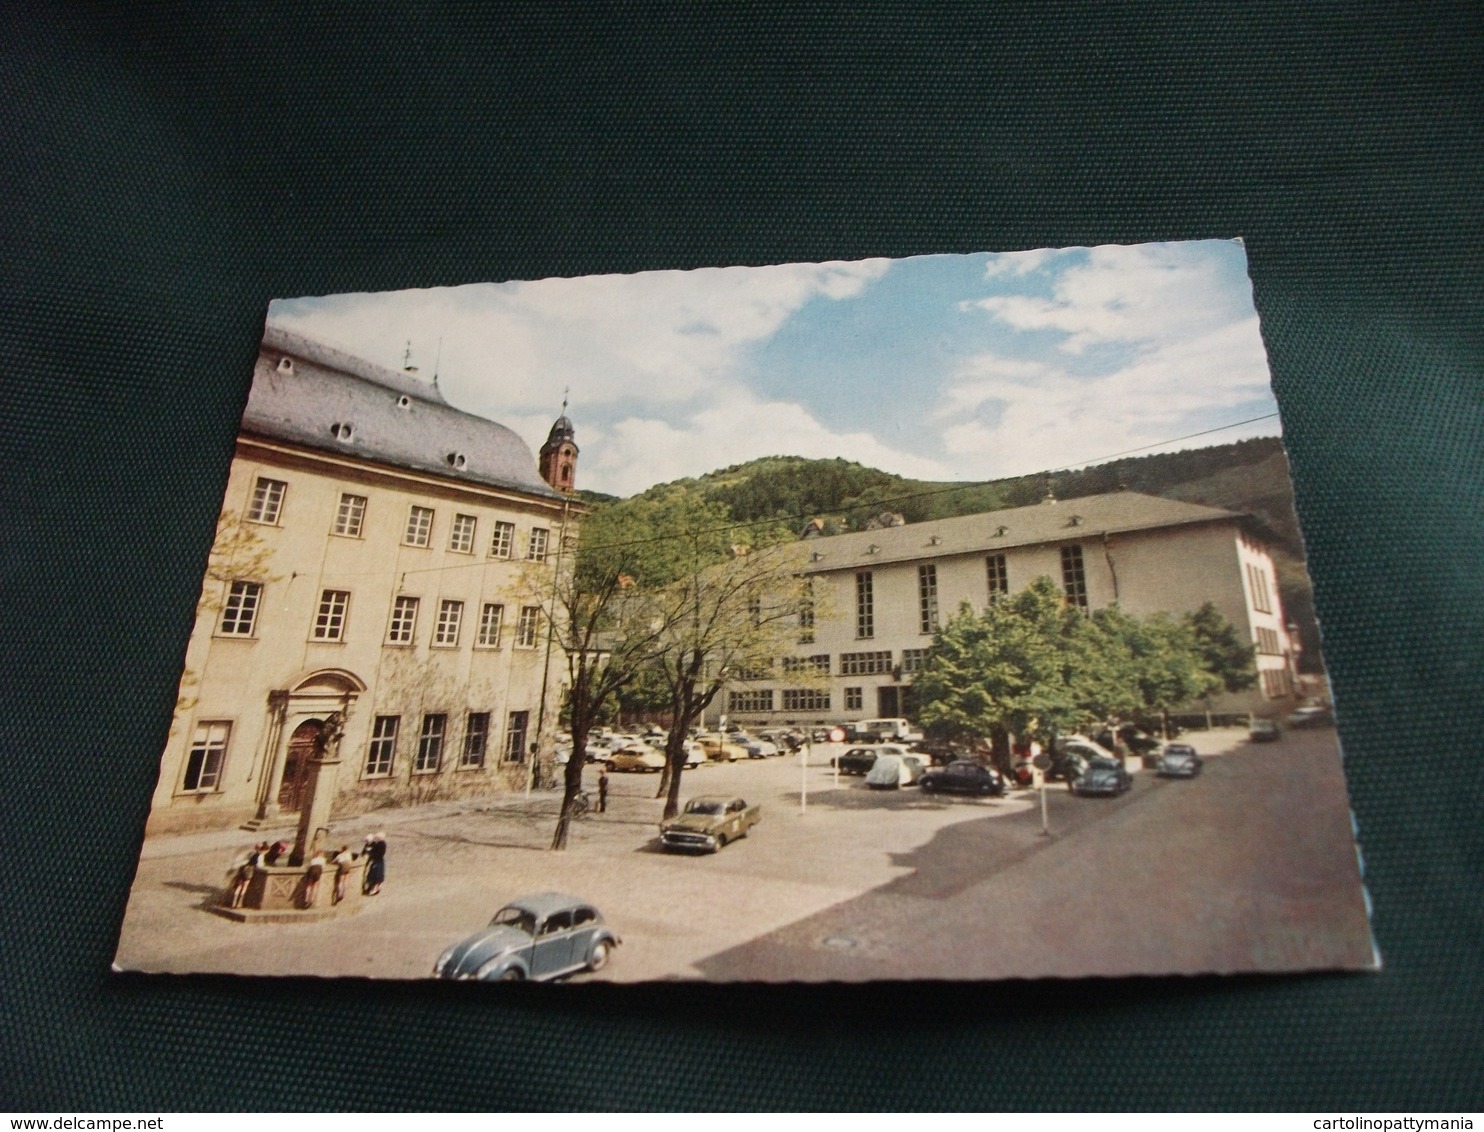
[255,668,366,822]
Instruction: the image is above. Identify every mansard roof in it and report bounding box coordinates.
[801,491,1244,573]
[244,325,565,500]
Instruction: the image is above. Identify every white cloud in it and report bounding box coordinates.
[577,393,951,498]
[980,247,1066,278]
[968,241,1251,355]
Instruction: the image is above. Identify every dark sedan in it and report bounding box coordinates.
[919,760,1006,797]
[835,746,884,775]
[1069,757,1133,797]
[1155,743,1203,778]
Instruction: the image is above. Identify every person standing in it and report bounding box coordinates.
[363,832,387,896]
[331,845,354,905]
[302,850,326,908]
[596,769,609,813]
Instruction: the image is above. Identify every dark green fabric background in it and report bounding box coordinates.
[3,1,1481,1112]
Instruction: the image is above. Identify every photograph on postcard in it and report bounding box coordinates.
[114,240,1376,982]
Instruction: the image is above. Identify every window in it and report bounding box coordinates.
[839,650,892,675]
[782,688,831,712]
[364,716,398,777]
[1256,627,1282,655]
[246,477,286,524]
[798,586,815,644]
[527,527,549,562]
[333,493,367,537]
[504,711,529,763]
[855,571,874,639]
[476,603,504,648]
[414,714,447,773]
[902,648,930,674]
[734,658,775,681]
[515,606,541,648]
[387,596,419,644]
[461,712,490,768]
[782,654,830,675]
[311,589,350,641]
[218,581,262,637]
[490,521,515,558]
[404,505,434,547]
[844,687,863,711]
[182,721,230,792]
[433,599,464,647]
[986,553,1008,602]
[918,564,939,633]
[1248,564,1274,614]
[1061,545,1088,610]
[728,690,774,713]
[449,513,477,553]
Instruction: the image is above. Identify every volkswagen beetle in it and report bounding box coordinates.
[433,893,619,982]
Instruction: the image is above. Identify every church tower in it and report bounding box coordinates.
[538,405,578,493]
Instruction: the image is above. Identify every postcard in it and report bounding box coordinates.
[114,240,1376,982]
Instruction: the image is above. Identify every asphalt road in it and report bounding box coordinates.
[113,727,1375,983]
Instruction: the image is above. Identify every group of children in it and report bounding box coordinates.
[226,831,387,910]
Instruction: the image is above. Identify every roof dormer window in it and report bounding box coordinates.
[447,452,467,470]
[276,357,294,375]
[330,422,354,441]
[397,395,412,409]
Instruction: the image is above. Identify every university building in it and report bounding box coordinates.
[715,490,1300,729]
[146,326,580,835]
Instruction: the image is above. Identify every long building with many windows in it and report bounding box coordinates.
[710,490,1300,729]
[146,326,579,835]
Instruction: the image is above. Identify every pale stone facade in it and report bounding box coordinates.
[148,329,578,835]
[713,491,1300,728]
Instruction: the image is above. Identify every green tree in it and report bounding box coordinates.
[1185,602,1258,693]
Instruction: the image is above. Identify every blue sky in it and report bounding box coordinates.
[269,240,1280,497]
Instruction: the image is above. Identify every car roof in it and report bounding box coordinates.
[502,891,591,918]
[689,795,742,805]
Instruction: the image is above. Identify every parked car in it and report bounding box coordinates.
[854,717,925,743]
[659,796,761,852]
[433,893,619,982]
[683,739,707,768]
[865,752,928,789]
[1156,743,1203,778]
[1047,735,1117,782]
[606,744,666,773]
[1070,757,1133,797]
[919,760,1006,797]
[1249,718,1282,742]
[835,743,911,775]
[1286,705,1335,729]
[697,733,747,762]
[1094,725,1162,757]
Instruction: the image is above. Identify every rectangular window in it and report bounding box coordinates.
[855,571,874,639]
[839,650,893,676]
[364,716,399,777]
[404,505,434,547]
[311,589,350,641]
[504,711,529,763]
[782,654,830,675]
[182,721,230,792]
[728,690,775,713]
[1061,545,1088,610]
[490,521,515,558]
[515,606,541,648]
[918,564,939,634]
[798,591,815,644]
[387,596,419,644]
[527,527,550,562]
[461,712,490,769]
[246,477,286,525]
[433,599,464,647]
[782,688,831,712]
[844,687,863,711]
[218,581,262,637]
[1251,566,1273,614]
[333,493,367,537]
[901,648,930,674]
[735,659,775,681]
[986,553,1008,602]
[415,713,447,773]
[476,603,504,648]
[449,513,477,554]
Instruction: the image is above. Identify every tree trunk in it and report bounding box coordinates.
[551,712,593,851]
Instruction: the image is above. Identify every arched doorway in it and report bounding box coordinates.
[277,718,323,813]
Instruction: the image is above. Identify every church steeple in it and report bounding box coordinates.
[538,395,578,493]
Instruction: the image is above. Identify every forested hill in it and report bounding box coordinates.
[623,436,1304,559]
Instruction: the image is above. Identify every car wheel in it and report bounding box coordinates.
[587,941,611,973]
[717,833,728,847]
[604,761,616,771]
[498,968,524,982]
[922,781,935,794]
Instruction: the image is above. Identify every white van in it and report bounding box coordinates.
[854,718,924,743]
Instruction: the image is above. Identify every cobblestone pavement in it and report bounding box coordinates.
[113,728,1372,983]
